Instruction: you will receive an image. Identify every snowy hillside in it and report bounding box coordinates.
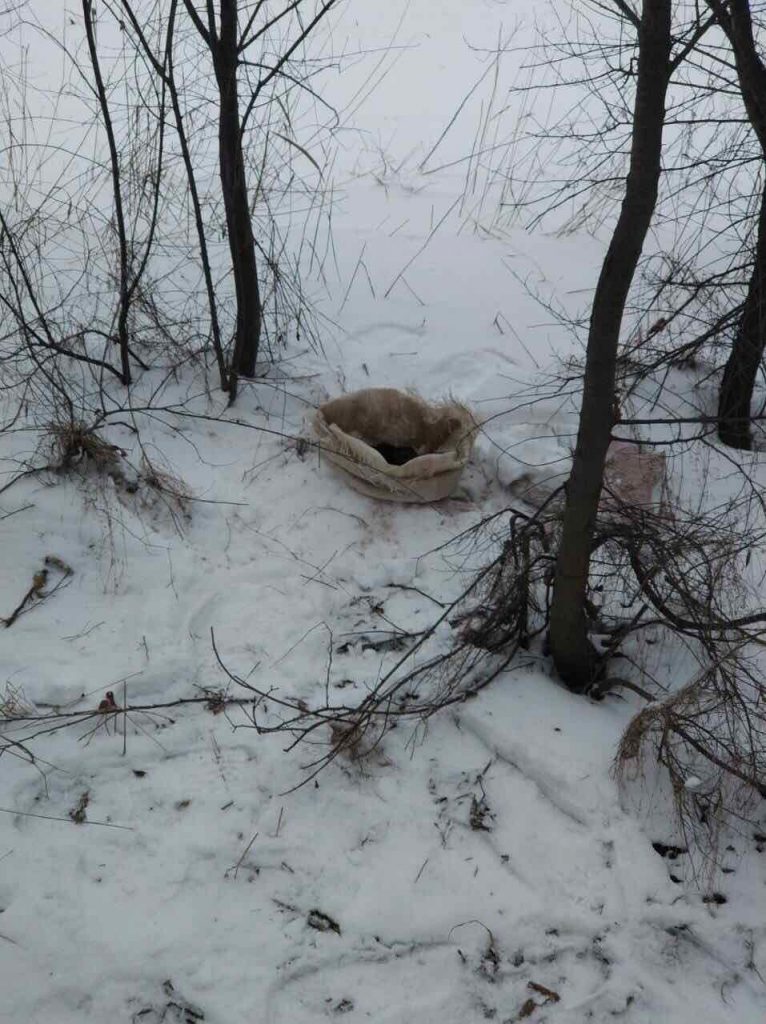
[1,1,765,1022]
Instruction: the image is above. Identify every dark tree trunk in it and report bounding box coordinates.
[549,0,672,692]
[718,190,766,450]
[710,0,766,450]
[83,0,132,386]
[216,0,261,393]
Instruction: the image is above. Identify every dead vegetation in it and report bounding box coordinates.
[615,647,766,872]
[47,421,126,476]
[202,470,766,869]
[1,555,73,629]
[4,432,766,874]
[21,419,194,534]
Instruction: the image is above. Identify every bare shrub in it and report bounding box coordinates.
[615,648,766,873]
[135,450,192,531]
[207,495,562,780]
[0,683,36,720]
[205,464,766,863]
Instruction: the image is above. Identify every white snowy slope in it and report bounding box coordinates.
[1,1,765,1023]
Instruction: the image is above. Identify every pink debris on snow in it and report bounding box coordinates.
[602,441,665,508]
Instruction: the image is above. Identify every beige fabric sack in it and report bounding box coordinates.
[314,388,478,502]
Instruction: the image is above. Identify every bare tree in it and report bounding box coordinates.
[548,0,673,691]
[82,0,133,385]
[182,0,262,393]
[180,0,337,398]
[704,0,766,450]
[115,0,229,391]
[0,0,339,417]
[0,3,168,404]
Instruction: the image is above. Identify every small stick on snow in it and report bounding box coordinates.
[0,807,133,830]
[122,680,127,757]
[273,806,284,838]
[229,832,259,880]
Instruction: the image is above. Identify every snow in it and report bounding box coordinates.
[1,1,765,1022]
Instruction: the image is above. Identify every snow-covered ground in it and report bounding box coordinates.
[1,1,765,1022]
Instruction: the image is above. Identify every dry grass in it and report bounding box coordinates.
[47,421,125,477]
[0,682,36,721]
[615,648,766,876]
[42,420,192,533]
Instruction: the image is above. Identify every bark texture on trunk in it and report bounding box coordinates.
[216,0,261,390]
[718,191,766,450]
[713,0,766,450]
[549,0,672,692]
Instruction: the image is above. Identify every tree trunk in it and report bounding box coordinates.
[83,0,132,386]
[548,0,672,692]
[710,0,766,450]
[718,189,766,450]
[216,0,261,392]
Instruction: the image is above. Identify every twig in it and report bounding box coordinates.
[228,832,259,880]
[0,807,133,830]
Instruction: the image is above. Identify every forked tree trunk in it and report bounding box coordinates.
[548,0,672,692]
[710,0,766,450]
[216,0,262,393]
[180,0,337,398]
